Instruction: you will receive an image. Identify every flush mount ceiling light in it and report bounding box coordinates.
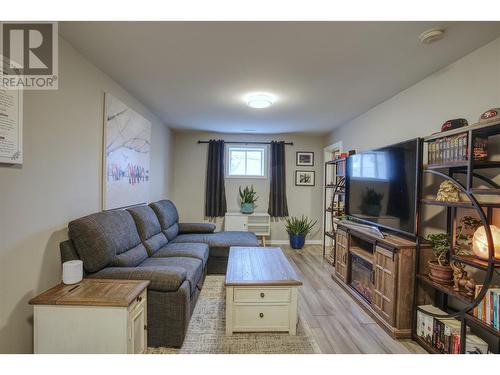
[419,28,445,44]
[244,92,276,109]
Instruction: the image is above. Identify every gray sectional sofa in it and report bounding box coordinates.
[59,199,259,347]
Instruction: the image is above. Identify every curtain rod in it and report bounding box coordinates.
[197,140,293,145]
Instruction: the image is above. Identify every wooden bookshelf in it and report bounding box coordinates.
[451,254,500,270]
[465,313,500,337]
[421,198,500,209]
[323,158,346,260]
[414,335,440,354]
[414,120,500,354]
[416,274,473,304]
[425,160,500,170]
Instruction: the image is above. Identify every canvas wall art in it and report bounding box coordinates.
[103,93,151,210]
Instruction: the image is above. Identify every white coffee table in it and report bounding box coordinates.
[224,247,303,335]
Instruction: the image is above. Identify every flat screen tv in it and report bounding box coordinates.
[345,138,420,237]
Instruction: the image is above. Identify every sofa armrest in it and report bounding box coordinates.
[178,222,216,234]
[87,266,187,292]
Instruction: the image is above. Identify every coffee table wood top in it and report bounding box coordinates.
[225,247,303,287]
[29,279,150,307]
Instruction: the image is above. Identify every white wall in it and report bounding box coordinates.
[326,37,500,151]
[172,131,324,243]
[0,37,173,353]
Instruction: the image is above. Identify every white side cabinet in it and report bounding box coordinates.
[30,279,150,354]
[225,212,271,245]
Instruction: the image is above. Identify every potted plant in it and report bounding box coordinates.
[239,185,258,214]
[359,188,384,217]
[427,233,453,284]
[285,215,317,249]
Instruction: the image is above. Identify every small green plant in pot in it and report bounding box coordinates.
[285,215,317,249]
[239,185,258,214]
[427,233,453,284]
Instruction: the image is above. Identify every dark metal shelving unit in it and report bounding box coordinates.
[412,120,500,354]
[322,158,346,264]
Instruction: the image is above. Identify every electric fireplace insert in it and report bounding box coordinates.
[349,252,374,303]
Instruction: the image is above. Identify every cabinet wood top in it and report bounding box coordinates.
[29,279,150,307]
[225,247,303,286]
[336,221,428,249]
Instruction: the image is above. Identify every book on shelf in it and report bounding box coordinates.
[427,133,488,165]
[416,305,488,354]
[472,285,500,330]
[416,305,446,346]
[465,334,489,354]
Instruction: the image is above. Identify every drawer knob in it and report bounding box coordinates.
[260,292,265,298]
[259,313,264,318]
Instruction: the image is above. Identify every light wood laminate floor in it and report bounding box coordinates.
[282,245,425,354]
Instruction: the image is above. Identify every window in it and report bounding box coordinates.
[226,146,266,178]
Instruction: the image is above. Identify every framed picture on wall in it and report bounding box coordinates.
[296,151,314,166]
[295,170,315,186]
[103,93,151,210]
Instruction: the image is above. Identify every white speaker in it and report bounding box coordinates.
[62,260,83,285]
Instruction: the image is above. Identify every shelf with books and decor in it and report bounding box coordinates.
[412,118,500,354]
[323,158,346,264]
[421,198,500,209]
[451,254,500,270]
[416,274,474,304]
[465,312,500,338]
[415,305,490,354]
[414,335,440,354]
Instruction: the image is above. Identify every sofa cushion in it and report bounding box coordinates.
[171,231,259,258]
[87,266,187,293]
[153,242,209,267]
[149,200,179,240]
[114,243,150,267]
[178,222,216,234]
[140,257,203,295]
[127,205,168,256]
[169,233,208,245]
[68,210,148,273]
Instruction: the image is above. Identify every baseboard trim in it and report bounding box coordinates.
[267,239,322,245]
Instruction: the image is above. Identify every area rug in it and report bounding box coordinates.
[148,276,321,354]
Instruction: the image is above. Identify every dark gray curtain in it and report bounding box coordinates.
[268,141,289,217]
[205,140,227,217]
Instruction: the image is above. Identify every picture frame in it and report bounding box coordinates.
[103,93,151,210]
[296,151,314,166]
[295,170,315,186]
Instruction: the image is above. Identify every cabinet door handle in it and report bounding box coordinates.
[259,313,264,318]
[260,292,265,298]
[144,324,148,330]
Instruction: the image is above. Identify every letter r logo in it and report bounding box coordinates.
[2,23,53,75]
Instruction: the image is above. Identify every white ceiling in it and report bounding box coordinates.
[60,22,500,135]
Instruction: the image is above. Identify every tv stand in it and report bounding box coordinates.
[337,219,385,239]
[331,221,426,339]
